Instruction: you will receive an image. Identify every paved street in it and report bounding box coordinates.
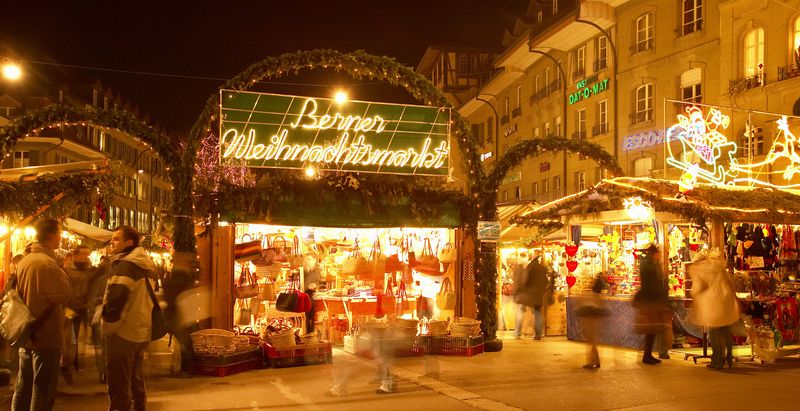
[2,333,798,411]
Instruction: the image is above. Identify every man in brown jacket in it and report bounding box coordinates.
[12,219,72,411]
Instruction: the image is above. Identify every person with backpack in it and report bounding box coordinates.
[102,226,157,411]
[11,219,72,411]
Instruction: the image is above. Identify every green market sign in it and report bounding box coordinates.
[568,78,609,105]
[219,90,451,176]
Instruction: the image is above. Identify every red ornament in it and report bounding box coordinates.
[689,243,700,252]
[565,245,579,257]
[566,260,579,273]
[566,275,577,288]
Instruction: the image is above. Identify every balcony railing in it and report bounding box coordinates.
[593,59,607,72]
[571,130,587,140]
[675,19,703,37]
[629,109,654,126]
[729,72,766,94]
[529,88,549,105]
[629,39,654,55]
[511,107,522,118]
[572,67,586,80]
[546,81,560,95]
[778,64,800,82]
[592,123,608,136]
[500,115,509,125]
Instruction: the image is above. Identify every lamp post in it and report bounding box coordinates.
[134,148,152,232]
[474,95,500,162]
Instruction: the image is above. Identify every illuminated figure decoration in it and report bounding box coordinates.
[667,104,800,189]
[623,197,654,220]
[666,106,740,186]
[729,116,800,188]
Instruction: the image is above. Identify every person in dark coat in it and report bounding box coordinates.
[633,245,670,365]
[513,253,548,340]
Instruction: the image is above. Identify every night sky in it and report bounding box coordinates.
[0,1,528,134]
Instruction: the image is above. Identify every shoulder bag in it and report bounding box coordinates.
[436,277,456,311]
[233,265,258,299]
[144,277,169,341]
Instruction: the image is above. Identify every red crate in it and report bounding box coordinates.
[431,335,484,357]
[194,347,261,366]
[261,342,333,368]
[192,357,262,377]
[356,336,424,359]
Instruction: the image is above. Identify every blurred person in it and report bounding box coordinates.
[514,251,547,340]
[633,245,670,365]
[102,226,156,411]
[162,251,197,374]
[576,276,609,369]
[688,249,740,369]
[303,252,321,334]
[88,256,111,383]
[3,254,25,292]
[61,245,96,381]
[12,219,72,411]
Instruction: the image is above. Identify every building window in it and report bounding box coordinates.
[744,28,765,78]
[596,37,608,71]
[472,124,482,145]
[554,176,562,195]
[535,75,541,93]
[574,109,586,139]
[537,11,543,23]
[504,96,510,117]
[544,179,551,195]
[544,121,551,135]
[555,115,562,135]
[556,60,563,88]
[545,68,551,86]
[575,45,586,79]
[502,190,509,201]
[13,151,30,168]
[680,0,703,36]
[680,68,702,103]
[633,13,654,54]
[92,90,99,107]
[516,86,522,109]
[633,83,654,124]
[741,125,765,157]
[458,55,469,75]
[576,171,586,192]
[515,186,522,199]
[534,127,541,138]
[794,17,800,61]
[594,100,608,136]
[633,157,654,177]
[532,182,539,196]
[552,0,558,15]
[487,117,494,143]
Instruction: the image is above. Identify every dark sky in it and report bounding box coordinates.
[0,1,528,134]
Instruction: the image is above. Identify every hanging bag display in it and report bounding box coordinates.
[401,237,414,284]
[235,299,252,326]
[275,275,311,313]
[381,276,397,314]
[234,234,262,263]
[364,237,387,281]
[406,236,417,267]
[259,278,276,301]
[233,265,258,299]
[438,242,457,264]
[341,240,370,279]
[396,280,411,316]
[271,236,290,263]
[288,236,304,269]
[416,238,442,276]
[436,277,457,311]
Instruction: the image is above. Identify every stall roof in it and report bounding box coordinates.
[512,177,800,227]
[498,201,539,242]
[64,218,112,242]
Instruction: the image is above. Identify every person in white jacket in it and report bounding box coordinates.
[687,249,740,369]
[102,226,156,410]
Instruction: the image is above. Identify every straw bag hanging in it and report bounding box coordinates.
[416,238,442,276]
[271,236,291,263]
[363,238,386,281]
[380,276,397,315]
[401,237,414,284]
[233,265,258,299]
[259,277,276,301]
[288,236,304,269]
[341,240,369,279]
[234,234,262,263]
[396,280,411,316]
[436,277,456,310]
[438,242,457,264]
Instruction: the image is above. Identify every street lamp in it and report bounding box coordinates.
[1,60,21,81]
[135,147,152,233]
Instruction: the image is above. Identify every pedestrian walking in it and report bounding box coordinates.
[11,219,72,411]
[688,249,740,369]
[633,245,671,365]
[513,252,547,340]
[576,276,609,369]
[102,226,157,411]
[89,256,111,383]
[61,245,96,383]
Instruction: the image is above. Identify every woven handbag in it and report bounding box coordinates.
[341,240,369,279]
[233,265,258,299]
[362,238,386,281]
[438,242,457,264]
[436,277,456,310]
[416,238,442,276]
[234,234,262,263]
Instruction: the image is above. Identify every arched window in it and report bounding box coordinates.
[633,83,654,124]
[744,28,765,77]
[792,17,800,64]
[793,97,800,116]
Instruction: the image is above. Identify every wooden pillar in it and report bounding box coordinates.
[710,218,725,252]
[210,225,234,330]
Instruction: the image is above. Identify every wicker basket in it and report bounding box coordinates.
[450,318,481,337]
[427,320,449,336]
[268,329,296,347]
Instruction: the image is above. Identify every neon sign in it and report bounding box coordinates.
[666,105,800,189]
[569,78,609,105]
[219,90,451,176]
[623,129,666,151]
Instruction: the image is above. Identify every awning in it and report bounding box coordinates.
[64,218,113,242]
[541,225,604,241]
[498,201,538,242]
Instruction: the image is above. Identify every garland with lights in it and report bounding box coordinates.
[0,165,120,220]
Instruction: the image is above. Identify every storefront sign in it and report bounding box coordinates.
[479,241,498,254]
[568,78,609,105]
[219,90,451,176]
[667,105,800,189]
[623,130,666,151]
[539,162,550,172]
[477,221,501,241]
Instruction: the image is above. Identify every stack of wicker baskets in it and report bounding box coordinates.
[450,317,481,337]
[191,329,237,355]
[427,320,450,336]
[389,318,419,339]
[268,329,296,347]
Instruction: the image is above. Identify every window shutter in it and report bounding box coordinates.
[680,68,702,88]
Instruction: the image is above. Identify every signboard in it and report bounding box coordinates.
[479,241,497,254]
[219,90,451,176]
[569,77,609,105]
[623,129,666,151]
[539,162,550,172]
[666,105,800,189]
[477,220,501,240]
